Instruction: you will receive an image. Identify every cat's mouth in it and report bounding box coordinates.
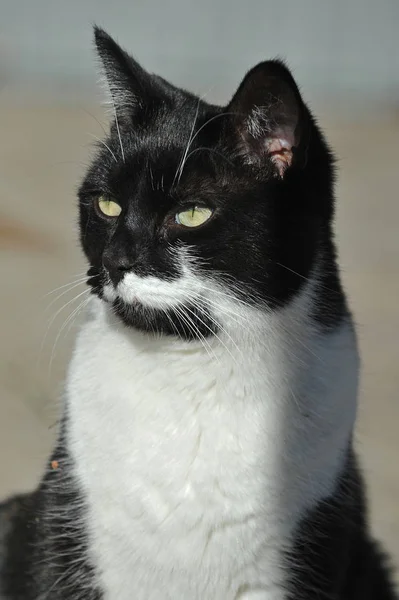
[86,266,216,338]
[86,268,151,311]
[88,265,203,309]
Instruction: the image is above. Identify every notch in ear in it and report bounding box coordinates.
[228,60,309,177]
[94,26,158,117]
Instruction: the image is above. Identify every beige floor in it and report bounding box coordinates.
[0,102,398,575]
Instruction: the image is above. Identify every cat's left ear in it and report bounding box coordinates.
[227,60,309,177]
[94,26,158,117]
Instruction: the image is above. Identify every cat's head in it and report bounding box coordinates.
[79,27,335,338]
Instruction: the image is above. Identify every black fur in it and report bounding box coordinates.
[287,450,396,599]
[0,27,396,599]
[0,430,100,599]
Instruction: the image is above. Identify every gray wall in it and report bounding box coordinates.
[1,0,398,107]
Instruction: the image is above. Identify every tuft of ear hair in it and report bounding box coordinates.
[93,26,159,117]
[228,60,309,177]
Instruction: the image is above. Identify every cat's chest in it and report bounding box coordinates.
[68,315,278,519]
[65,305,356,599]
[66,313,293,598]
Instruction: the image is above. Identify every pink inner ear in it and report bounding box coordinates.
[266,127,296,177]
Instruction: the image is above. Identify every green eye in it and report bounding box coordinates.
[97,196,122,218]
[175,206,213,228]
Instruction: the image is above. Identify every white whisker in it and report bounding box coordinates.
[43,274,88,298]
[88,133,117,163]
[109,97,125,163]
[80,106,109,138]
[48,292,90,374]
[49,296,91,373]
[173,304,217,363]
[41,289,90,361]
[163,309,181,339]
[173,96,202,187]
[176,111,238,185]
[187,298,245,357]
[45,280,87,313]
[183,304,239,366]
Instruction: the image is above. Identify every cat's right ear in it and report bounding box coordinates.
[94,26,155,117]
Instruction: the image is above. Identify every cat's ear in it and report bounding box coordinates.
[94,26,155,116]
[227,60,309,177]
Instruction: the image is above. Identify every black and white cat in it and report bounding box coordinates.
[0,27,396,599]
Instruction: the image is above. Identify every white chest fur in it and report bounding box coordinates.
[66,293,358,600]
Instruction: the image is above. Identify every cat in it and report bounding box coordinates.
[0,26,396,600]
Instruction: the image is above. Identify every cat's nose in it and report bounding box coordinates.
[102,249,134,285]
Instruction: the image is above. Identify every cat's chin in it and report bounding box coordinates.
[108,297,217,341]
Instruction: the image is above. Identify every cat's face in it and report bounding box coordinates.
[79,28,334,338]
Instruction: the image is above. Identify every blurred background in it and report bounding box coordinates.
[0,0,398,575]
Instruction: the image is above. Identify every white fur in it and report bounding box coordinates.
[66,262,358,599]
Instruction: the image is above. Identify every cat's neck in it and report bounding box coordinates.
[68,279,359,451]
